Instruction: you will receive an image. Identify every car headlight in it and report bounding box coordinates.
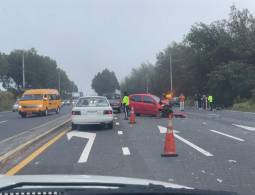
[18,105,22,109]
[37,105,43,108]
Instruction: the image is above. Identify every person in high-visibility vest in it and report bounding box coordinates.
[179,93,185,111]
[208,95,213,111]
[122,92,129,120]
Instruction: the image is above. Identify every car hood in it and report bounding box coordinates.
[0,175,192,189]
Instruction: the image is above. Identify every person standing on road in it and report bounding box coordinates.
[179,93,185,111]
[208,95,213,111]
[122,92,130,120]
[194,93,199,109]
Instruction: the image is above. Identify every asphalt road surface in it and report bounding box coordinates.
[4,108,255,195]
[0,105,72,142]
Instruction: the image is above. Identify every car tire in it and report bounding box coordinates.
[56,107,60,114]
[108,122,113,129]
[43,109,48,116]
[21,113,26,118]
[135,113,140,116]
[71,123,77,130]
[118,108,121,113]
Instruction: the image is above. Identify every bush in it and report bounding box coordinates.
[0,91,15,111]
[232,100,255,112]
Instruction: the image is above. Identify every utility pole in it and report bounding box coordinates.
[170,54,173,91]
[22,51,25,89]
[58,69,61,94]
[146,77,149,93]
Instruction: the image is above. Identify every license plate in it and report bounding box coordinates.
[87,111,97,114]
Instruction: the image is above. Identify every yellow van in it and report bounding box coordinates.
[18,89,61,118]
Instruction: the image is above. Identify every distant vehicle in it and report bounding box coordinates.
[129,93,171,117]
[18,89,61,118]
[12,101,19,112]
[71,96,114,129]
[65,100,71,105]
[104,93,121,113]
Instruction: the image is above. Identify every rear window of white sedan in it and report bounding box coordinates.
[76,97,109,107]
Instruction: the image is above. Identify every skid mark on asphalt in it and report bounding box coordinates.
[210,130,245,142]
[157,126,213,157]
[0,120,7,124]
[232,124,255,131]
[122,147,130,155]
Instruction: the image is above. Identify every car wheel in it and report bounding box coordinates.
[107,122,113,129]
[44,109,48,116]
[21,113,26,118]
[135,113,140,116]
[56,107,60,114]
[71,123,77,130]
[118,108,121,113]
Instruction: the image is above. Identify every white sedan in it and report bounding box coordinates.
[71,96,114,129]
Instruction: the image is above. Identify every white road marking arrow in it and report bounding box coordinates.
[158,125,179,134]
[67,131,96,163]
[157,126,213,157]
[232,124,255,131]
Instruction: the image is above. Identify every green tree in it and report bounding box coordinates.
[91,69,120,95]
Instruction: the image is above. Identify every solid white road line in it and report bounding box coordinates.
[210,130,245,142]
[118,131,123,135]
[157,126,213,156]
[0,120,7,124]
[173,134,213,157]
[232,124,255,131]
[67,131,96,163]
[122,147,130,155]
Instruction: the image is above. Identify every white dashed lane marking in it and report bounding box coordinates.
[115,122,120,126]
[122,147,130,155]
[118,131,123,135]
[232,124,255,131]
[210,130,245,142]
[0,120,7,124]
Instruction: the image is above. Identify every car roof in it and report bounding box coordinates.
[129,93,152,96]
[80,96,107,98]
[24,89,59,95]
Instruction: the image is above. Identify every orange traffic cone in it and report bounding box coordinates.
[161,113,178,157]
[129,107,136,124]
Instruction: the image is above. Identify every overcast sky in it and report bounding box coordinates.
[0,0,255,94]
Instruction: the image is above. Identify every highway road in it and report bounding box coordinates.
[0,106,72,142]
[2,108,255,195]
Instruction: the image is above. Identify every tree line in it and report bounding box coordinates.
[91,69,120,95]
[0,48,78,98]
[121,6,255,106]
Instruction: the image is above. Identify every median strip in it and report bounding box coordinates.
[0,118,71,171]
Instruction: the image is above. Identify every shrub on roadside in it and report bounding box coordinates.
[0,91,15,111]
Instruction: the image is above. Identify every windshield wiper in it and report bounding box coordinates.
[0,182,237,195]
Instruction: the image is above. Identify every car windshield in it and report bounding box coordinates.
[105,94,121,100]
[76,97,109,107]
[151,95,160,103]
[20,94,43,101]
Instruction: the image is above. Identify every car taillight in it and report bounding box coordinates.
[104,110,113,115]
[72,111,81,115]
